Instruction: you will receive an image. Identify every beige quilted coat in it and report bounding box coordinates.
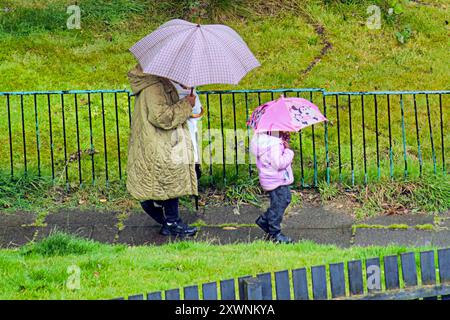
[126,66,198,200]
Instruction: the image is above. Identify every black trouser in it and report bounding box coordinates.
[140,198,179,224]
[262,185,291,235]
[195,163,201,180]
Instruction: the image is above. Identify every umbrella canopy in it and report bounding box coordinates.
[129,19,260,87]
[248,96,328,133]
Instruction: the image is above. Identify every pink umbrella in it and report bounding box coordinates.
[247,96,328,133]
[129,19,260,88]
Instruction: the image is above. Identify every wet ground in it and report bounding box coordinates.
[0,204,449,248]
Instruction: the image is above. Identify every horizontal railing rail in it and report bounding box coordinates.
[0,89,131,96]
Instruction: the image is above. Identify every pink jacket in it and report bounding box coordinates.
[250,133,294,191]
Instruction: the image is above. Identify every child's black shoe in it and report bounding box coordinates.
[269,233,293,244]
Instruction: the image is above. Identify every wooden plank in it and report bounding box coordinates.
[165,289,180,300]
[146,292,162,300]
[329,262,346,298]
[128,294,143,300]
[401,252,418,287]
[311,265,327,300]
[220,279,236,300]
[274,270,291,300]
[292,268,309,300]
[366,257,381,293]
[342,284,450,300]
[420,250,437,300]
[348,260,364,295]
[242,278,263,300]
[183,285,199,300]
[202,282,218,300]
[438,248,450,283]
[238,276,252,300]
[257,272,273,300]
[420,250,436,285]
[384,255,400,290]
[438,248,450,300]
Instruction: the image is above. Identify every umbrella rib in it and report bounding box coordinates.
[203,27,259,78]
[201,29,239,83]
[165,27,198,85]
[199,27,215,86]
[131,25,191,61]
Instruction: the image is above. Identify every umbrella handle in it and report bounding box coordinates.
[191,107,204,119]
[190,87,194,96]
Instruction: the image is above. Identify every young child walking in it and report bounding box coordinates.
[250,131,294,244]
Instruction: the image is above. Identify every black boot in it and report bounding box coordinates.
[160,220,198,237]
[141,200,165,225]
[255,216,269,233]
[268,233,293,244]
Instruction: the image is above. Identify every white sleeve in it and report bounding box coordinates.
[192,89,202,115]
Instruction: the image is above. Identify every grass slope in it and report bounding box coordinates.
[0,1,448,91]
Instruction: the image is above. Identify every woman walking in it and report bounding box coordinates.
[126,65,198,237]
[126,19,260,237]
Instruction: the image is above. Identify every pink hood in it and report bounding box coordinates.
[250,133,294,191]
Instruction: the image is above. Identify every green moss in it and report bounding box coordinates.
[414,224,434,231]
[352,223,437,234]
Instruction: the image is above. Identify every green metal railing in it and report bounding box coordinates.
[0,88,448,188]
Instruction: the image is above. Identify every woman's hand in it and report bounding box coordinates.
[186,94,196,107]
[282,140,290,149]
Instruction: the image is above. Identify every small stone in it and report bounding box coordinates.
[223,226,237,231]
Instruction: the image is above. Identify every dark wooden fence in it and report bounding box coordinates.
[113,247,450,300]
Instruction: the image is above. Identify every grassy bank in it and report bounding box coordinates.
[0,232,435,299]
[1,0,448,91]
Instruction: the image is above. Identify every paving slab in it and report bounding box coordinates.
[37,224,118,243]
[117,226,265,246]
[116,226,168,246]
[431,231,450,247]
[284,226,352,248]
[41,210,119,243]
[196,205,263,225]
[436,212,450,229]
[0,212,37,247]
[361,214,435,226]
[284,206,355,229]
[0,226,36,248]
[44,209,118,226]
[195,226,266,244]
[354,229,450,248]
[0,211,36,226]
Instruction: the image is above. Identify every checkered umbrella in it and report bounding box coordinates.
[129,19,260,87]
